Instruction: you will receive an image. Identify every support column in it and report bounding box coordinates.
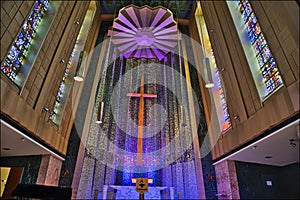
[71,141,86,199]
[182,38,206,200]
[102,185,108,200]
[214,160,240,199]
[170,187,175,199]
[36,154,63,186]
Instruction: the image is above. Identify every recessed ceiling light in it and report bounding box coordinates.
[2,148,11,151]
[289,139,297,147]
[252,145,257,149]
[265,155,272,159]
[21,138,25,141]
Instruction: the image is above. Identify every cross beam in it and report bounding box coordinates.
[127,75,157,165]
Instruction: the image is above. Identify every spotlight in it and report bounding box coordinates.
[74,20,80,25]
[74,76,84,82]
[96,102,104,124]
[205,83,214,89]
[74,51,86,82]
[43,107,52,119]
[96,120,102,124]
[60,59,65,64]
[265,155,272,159]
[289,139,296,147]
[203,58,214,88]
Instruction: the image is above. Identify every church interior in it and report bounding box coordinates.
[1,0,299,199]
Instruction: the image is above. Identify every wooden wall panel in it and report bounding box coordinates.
[1,1,92,155]
[193,1,299,160]
[1,1,34,61]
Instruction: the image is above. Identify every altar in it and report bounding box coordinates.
[101,185,174,200]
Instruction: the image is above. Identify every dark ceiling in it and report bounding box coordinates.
[98,0,194,19]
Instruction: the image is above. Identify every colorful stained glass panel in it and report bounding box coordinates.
[215,68,232,132]
[195,2,232,133]
[1,0,48,82]
[50,57,71,123]
[237,0,283,97]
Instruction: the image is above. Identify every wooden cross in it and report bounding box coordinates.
[127,75,157,165]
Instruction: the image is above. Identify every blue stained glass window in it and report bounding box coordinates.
[50,56,72,124]
[1,0,48,83]
[215,68,232,132]
[239,1,252,20]
[253,35,267,54]
[22,22,34,39]
[16,32,29,52]
[237,0,283,96]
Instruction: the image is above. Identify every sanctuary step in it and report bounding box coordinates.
[102,185,170,199]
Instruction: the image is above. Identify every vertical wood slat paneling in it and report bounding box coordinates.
[1,1,34,61]
[213,1,260,118]
[201,1,248,127]
[253,1,298,87]
[199,1,299,160]
[0,1,91,155]
[220,2,261,116]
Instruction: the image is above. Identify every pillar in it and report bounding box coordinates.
[36,154,63,186]
[71,141,86,199]
[214,160,240,199]
[102,185,109,200]
[170,187,175,199]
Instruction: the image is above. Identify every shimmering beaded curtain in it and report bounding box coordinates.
[1,0,49,82]
[94,51,196,187]
[121,58,162,185]
[237,0,283,96]
[79,5,201,199]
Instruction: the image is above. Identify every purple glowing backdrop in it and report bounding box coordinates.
[108,5,181,60]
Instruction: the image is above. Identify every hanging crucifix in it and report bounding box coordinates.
[127,74,157,165]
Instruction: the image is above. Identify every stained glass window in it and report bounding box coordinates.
[50,1,97,125]
[237,0,283,96]
[215,67,231,132]
[195,2,232,133]
[1,0,49,82]
[50,55,72,124]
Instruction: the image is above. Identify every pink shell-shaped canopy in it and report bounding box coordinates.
[108,5,181,60]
